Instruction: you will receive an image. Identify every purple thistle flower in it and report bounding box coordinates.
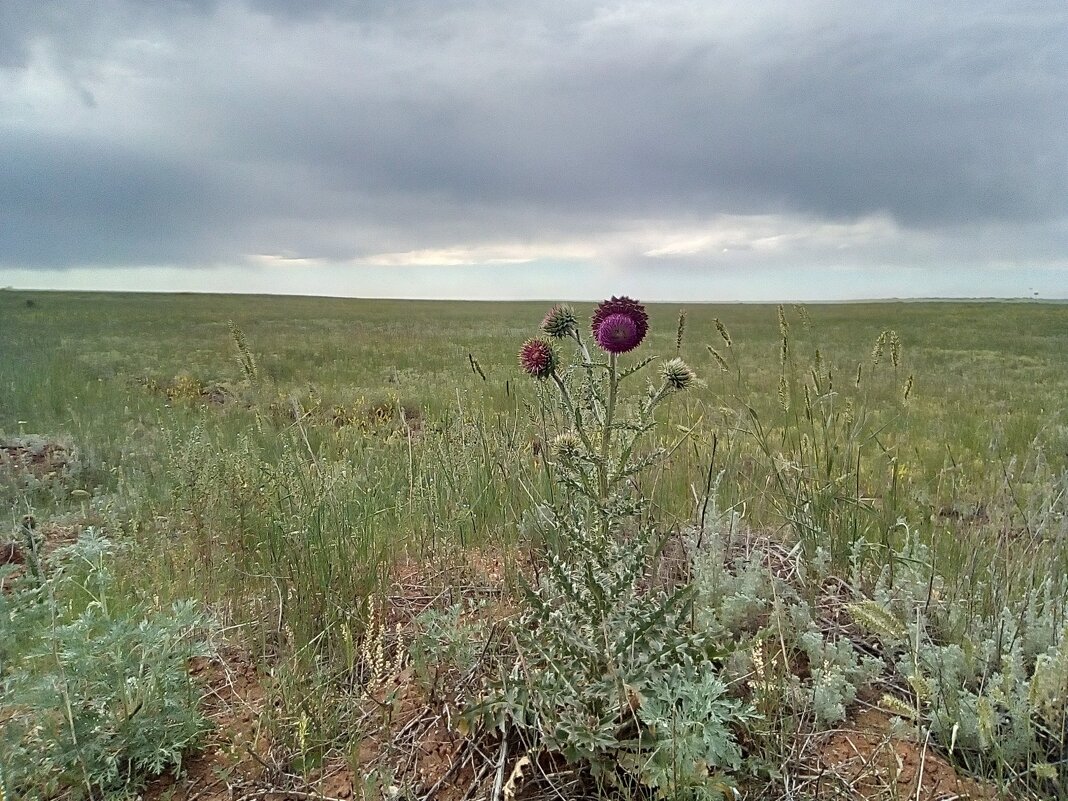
[518,338,558,379]
[594,313,643,354]
[591,296,648,353]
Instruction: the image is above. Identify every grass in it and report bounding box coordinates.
[2,288,1067,799]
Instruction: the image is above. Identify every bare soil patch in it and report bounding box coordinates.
[143,550,513,801]
[800,707,998,800]
[143,647,272,801]
[0,435,77,478]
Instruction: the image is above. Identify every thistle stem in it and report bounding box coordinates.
[571,328,593,367]
[570,329,605,426]
[598,352,618,526]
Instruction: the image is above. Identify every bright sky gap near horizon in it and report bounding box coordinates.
[1,2,1066,301]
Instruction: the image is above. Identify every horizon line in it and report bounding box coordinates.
[3,286,1066,305]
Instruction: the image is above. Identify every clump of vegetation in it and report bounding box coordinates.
[850,539,1068,796]
[463,299,1068,799]
[470,299,751,798]
[0,529,208,800]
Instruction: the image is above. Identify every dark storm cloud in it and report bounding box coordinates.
[0,0,1066,270]
[0,131,226,264]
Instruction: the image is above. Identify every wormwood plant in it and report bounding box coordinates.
[848,533,1068,797]
[0,528,208,800]
[472,299,751,799]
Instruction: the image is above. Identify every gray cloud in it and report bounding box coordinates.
[0,0,1066,281]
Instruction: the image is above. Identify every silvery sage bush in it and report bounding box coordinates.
[0,529,208,800]
[471,298,751,800]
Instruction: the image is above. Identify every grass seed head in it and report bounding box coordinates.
[871,330,888,365]
[880,694,918,720]
[707,345,730,372]
[889,330,902,368]
[675,308,686,355]
[713,317,732,347]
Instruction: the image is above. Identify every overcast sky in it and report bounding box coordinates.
[1,1,1066,300]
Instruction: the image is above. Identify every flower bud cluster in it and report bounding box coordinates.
[519,296,697,393]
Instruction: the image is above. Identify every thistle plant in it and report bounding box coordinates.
[518,295,698,540]
[480,299,751,798]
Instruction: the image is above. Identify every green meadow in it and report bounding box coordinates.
[2,289,1067,800]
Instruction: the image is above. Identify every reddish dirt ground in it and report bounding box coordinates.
[0,438,75,478]
[143,647,274,800]
[807,708,998,800]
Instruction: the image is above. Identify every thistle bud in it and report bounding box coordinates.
[551,432,582,461]
[661,358,696,391]
[540,304,578,338]
[518,338,557,379]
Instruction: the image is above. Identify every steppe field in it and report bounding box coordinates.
[2,289,1067,801]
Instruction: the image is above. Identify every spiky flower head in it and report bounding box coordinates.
[551,431,582,461]
[518,338,558,379]
[540,303,578,338]
[594,313,642,354]
[591,296,648,353]
[661,358,696,391]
